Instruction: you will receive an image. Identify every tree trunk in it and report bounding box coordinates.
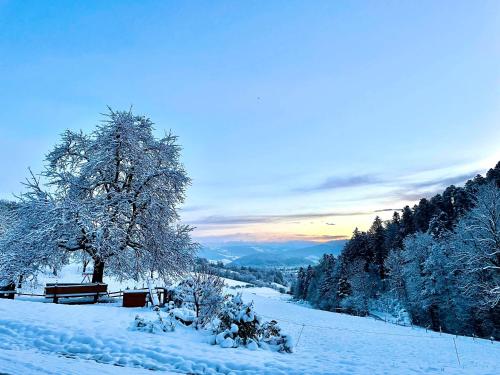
[83,259,89,273]
[429,304,440,331]
[92,259,105,283]
[17,275,23,289]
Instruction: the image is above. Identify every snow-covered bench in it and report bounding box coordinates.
[44,283,108,304]
[0,284,16,300]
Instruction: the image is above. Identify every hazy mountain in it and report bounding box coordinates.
[227,240,347,268]
[197,240,324,263]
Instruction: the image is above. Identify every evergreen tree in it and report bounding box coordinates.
[401,206,415,236]
[368,216,387,280]
[292,161,500,338]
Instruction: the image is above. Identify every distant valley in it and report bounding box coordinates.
[198,240,346,268]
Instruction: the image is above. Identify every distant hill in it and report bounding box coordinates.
[197,240,323,264]
[228,240,347,268]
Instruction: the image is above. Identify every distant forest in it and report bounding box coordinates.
[196,258,289,291]
[294,162,500,339]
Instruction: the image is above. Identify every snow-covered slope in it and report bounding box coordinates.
[0,283,498,374]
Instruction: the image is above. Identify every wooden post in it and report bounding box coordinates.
[453,338,461,366]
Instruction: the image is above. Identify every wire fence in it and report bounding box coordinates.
[102,291,498,346]
[256,313,472,367]
[10,290,498,342]
[8,287,497,367]
[259,310,499,368]
[259,313,450,340]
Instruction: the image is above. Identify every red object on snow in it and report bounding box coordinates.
[123,290,148,308]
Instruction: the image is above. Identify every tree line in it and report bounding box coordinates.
[293,162,500,339]
[196,258,288,291]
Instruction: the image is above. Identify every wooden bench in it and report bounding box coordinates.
[0,283,16,300]
[45,283,108,304]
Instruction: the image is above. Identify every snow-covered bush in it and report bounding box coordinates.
[211,293,293,353]
[368,294,411,326]
[130,312,175,334]
[213,293,260,348]
[258,320,294,353]
[168,266,225,329]
[167,306,196,326]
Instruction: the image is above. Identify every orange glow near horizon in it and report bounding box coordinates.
[192,210,395,243]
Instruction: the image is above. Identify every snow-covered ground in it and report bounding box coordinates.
[0,271,499,374]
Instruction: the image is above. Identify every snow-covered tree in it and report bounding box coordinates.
[0,176,69,288]
[399,232,434,325]
[452,182,500,308]
[316,254,337,310]
[385,249,408,304]
[291,162,500,338]
[1,109,197,283]
[0,200,23,288]
[171,265,225,328]
[420,237,456,331]
[0,200,18,237]
[339,258,373,315]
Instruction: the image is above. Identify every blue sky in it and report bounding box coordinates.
[0,1,499,242]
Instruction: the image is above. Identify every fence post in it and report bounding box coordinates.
[452,338,461,366]
[295,324,305,348]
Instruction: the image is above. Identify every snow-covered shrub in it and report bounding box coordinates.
[368,294,411,326]
[167,306,196,326]
[130,313,175,334]
[258,320,294,353]
[211,293,293,353]
[339,295,368,316]
[214,293,260,347]
[168,266,225,329]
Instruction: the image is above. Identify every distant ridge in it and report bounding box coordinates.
[197,240,318,262]
[228,240,346,267]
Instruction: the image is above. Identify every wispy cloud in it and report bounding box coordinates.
[180,205,210,212]
[383,171,481,203]
[190,164,488,243]
[293,169,481,197]
[193,232,348,243]
[188,209,391,225]
[292,234,348,241]
[387,190,439,202]
[295,174,382,192]
[404,171,481,190]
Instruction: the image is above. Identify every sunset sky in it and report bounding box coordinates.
[0,1,499,242]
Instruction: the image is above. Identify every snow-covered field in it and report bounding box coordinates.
[0,271,499,374]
